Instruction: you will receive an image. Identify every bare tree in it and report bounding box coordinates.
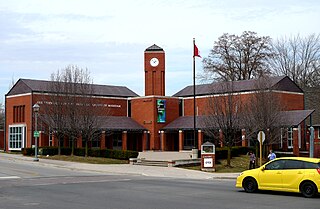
[40,72,68,155]
[0,102,4,130]
[204,81,244,167]
[42,65,105,156]
[270,33,320,88]
[202,31,274,82]
[243,76,286,157]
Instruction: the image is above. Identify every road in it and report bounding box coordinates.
[0,155,319,209]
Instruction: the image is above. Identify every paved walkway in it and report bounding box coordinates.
[0,152,239,180]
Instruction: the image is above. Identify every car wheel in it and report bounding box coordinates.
[300,181,317,198]
[243,177,258,193]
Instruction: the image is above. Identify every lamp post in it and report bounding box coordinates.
[33,103,40,162]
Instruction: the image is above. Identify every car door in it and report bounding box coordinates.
[258,159,285,190]
[281,160,304,192]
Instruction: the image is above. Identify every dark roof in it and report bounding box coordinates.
[162,116,207,131]
[145,44,164,52]
[173,76,303,97]
[279,110,315,127]
[97,116,146,131]
[6,79,139,98]
[163,110,315,131]
[303,87,320,125]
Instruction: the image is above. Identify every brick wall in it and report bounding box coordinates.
[144,51,165,96]
[0,130,4,149]
[183,91,305,116]
[131,96,179,150]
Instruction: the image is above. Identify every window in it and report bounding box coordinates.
[284,160,303,169]
[304,162,320,169]
[280,128,284,148]
[13,105,25,123]
[265,160,285,170]
[287,128,293,148]
[49,131,53,146]
[113,132,122,150]
[9,125,26,150]
[184,131,196,150]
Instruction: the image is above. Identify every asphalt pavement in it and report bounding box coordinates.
[0,152,239,180]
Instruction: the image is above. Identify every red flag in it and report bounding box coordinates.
[194,44,201,58]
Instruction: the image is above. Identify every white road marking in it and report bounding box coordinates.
[0,176,21,180]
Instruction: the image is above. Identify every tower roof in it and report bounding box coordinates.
[145,44,163,52]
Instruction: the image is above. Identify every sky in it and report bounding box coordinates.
[1,0,320,104]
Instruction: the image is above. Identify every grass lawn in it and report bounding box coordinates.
[39,155,128,164]
[181,155,267,173]
[38,154,267,173]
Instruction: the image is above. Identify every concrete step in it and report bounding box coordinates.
[135,159,168,167]
[138,151,193,161]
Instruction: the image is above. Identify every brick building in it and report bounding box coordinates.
[4,44,319,157]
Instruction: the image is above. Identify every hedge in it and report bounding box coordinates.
[22,147,138,160]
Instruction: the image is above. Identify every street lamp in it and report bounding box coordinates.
[33,103,40,162]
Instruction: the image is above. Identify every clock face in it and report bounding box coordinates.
[150,57,159,67]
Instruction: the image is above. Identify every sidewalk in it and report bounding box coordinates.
[0,152,239,180]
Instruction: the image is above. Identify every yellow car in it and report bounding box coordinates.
[236,157,320,197]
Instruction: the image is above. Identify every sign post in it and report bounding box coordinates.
[201,142,216,172]
[257,131,265,166]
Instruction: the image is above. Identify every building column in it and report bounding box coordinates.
[160,131,166,151]
[293,127,300,157]
[198,130,203,150]
[122,131,128,151]
[108,134,113,150]
[100,131,106,149]
[219,129,224,147]
[52,133,57,146]
[142,131,148,151]
[38,131,47,147]
[77,135,82,148]
[64,136,68,147]
[241,129,248,147]
[179,130,184,151]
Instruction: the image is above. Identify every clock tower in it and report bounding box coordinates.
[144,44,165,96]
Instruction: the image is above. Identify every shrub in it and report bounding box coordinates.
[22,148,34,156]
[74,148,85,156]
[39,147,58,156]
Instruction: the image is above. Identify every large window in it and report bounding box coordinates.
[113,132,122,150]
[184,131,196,150]
[9,125,26,150]
[287,127,293,148]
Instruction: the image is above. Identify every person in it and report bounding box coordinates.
[268,150,276,161]
[249,151,256,169]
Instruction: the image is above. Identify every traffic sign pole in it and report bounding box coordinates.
[257,131,265,167]
[259,131,262,167]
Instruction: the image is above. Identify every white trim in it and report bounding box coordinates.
[8,124,27,151]
[182,99,184,116]
[6,93,32,99]
[129,95,180,100]
[287,127,293,149]
[298,124,301,148]
[182,90,304,100]
[32,92,130,100]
